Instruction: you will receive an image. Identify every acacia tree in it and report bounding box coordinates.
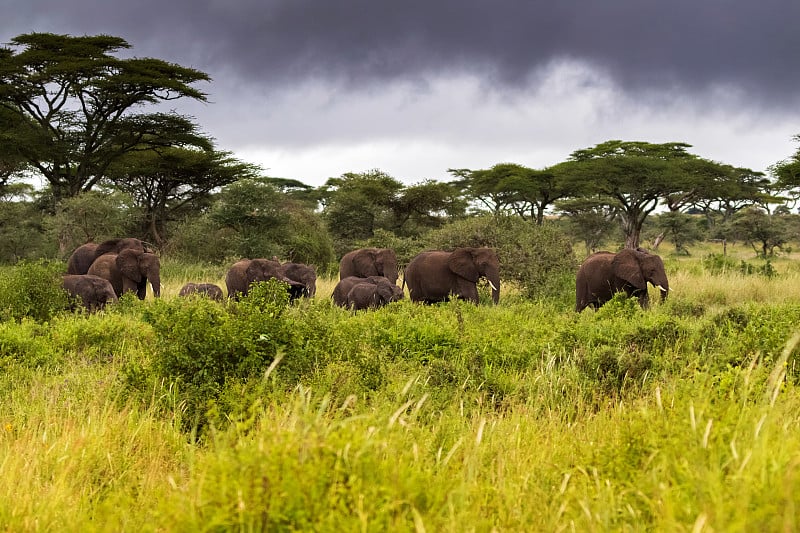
[104,147,259,246]
[556,197,620,254]
[556,140,753,249]
[449,163,568,224]
[773,134,800,207]
[730,207,789,257]
[319,170,464,252]
[0,33,211,204]
[0,105,29,194]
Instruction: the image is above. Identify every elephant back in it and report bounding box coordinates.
[339,248,398,284]
[93,238,146,260]
[66,243,99,275]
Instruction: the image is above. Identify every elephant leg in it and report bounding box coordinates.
[455,279,479,304]
[637,292,650,309]
[137,279,148,300]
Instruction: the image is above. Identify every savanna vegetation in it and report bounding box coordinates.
[3,245,800,531]
[3,32,800,531]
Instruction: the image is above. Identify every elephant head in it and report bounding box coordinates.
[117,248,161,298]
[339,248,399,285]
[448,247,501,304]
[280,262,317,297]
[612,248,669,305]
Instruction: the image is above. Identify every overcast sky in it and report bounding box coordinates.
[2,0,799,186]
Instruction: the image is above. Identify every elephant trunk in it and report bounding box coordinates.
[150,273,161,297]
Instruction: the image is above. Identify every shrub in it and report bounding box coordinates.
[0,319,60,370]
[702,253,738,274]
[137,280,293,432]
[0,260,70,322]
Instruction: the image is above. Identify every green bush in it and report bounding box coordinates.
[0,319,60,370]
[703,253,778,278]
[137,280,293,432]
[0,260,70,322]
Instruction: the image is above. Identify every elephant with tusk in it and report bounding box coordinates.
[403,247,500,304]
[575,248,669,311]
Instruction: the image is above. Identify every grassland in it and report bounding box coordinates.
[2,242,800,531]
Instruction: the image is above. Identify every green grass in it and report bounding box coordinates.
[2,246,800,530]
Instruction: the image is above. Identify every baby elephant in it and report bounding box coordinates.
[178,282,224,301]
[62,274,118,312]
[333,275,403,310]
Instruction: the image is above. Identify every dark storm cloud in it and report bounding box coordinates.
[3,0,799,105]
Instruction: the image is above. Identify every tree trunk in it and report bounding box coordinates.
[652,231,665,250]
[624,227,641,249]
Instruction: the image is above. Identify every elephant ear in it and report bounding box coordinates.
[354,250,378,276]
[245,261,263,282]
[117,249,143,283]
[448,248,479,282]
[612,249,646,289]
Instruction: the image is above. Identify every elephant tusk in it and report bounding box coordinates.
[657,285,668,292]
[487,280,498,291]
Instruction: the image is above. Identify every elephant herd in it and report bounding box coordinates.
[62,237,161,311]
[60,238,670,314]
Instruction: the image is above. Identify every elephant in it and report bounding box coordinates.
[87,248,161,299]
[403,247,501,304]
[61,274,118,311]
[225,258,306,301]
[279,262,317,298]
[67,238,146,275]
[339,248,399,285]
[575,248,669,311]
[332,276,403,309]
[346,280,404,310]
[178,282,224,301]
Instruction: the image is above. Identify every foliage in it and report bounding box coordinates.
[556,196,620,252]
[772,134,800,204]
[0,105,30,193]
[0,318,59,370]
[41,190,140,258]
[449,162,568,224]
[730,207,789,257]
[320,170,465,254]
[0,200,54,263]
[103,147,259,246]
[422,215,577,299]
[4,256,800,528]
[136,280,292,431]
[556,140,763,249]
[168,178,335,267]
[651,211,706,254]
[0,260,69,322]
[0,32,211,203]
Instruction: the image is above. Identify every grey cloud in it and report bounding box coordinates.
[3,0,799,105]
